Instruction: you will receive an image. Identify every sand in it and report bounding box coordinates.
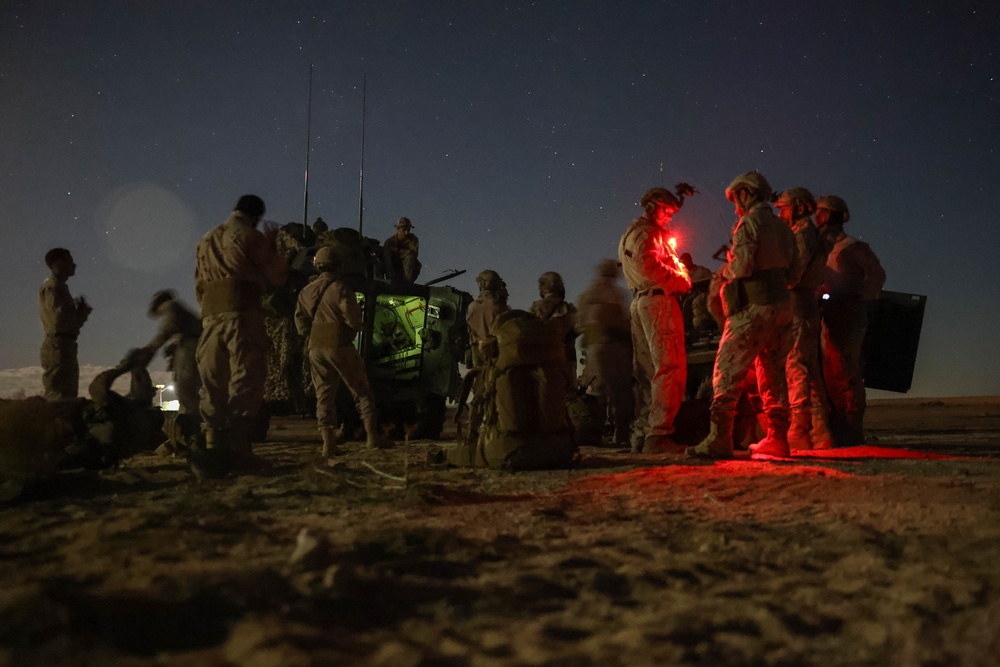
[1,397,999,666]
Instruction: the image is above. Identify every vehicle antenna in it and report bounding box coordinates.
[302,63,313,227]
[357,73,367,235]
[660,162,664,187]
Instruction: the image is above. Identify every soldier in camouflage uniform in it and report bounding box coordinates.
[38,248,92,400]
[815,195,886,446]
[529,271,579,394]
[618,184,696,454]
[295,246,392,456]
[773,188,835,450]
[263,223,314,416]
[139,290,202,454]
[688,172,798,459]
[383,217,421,283]
[577,259,634,445]
[193,195,288,476]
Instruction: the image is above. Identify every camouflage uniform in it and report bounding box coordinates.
[295,273,376,433]
[383,218,421,283]
[529,272,579,394]
[577,260,634,444]
[263,226,311,412]
[821,223,886,445]
[618,213,691,450]
[784,211,835,449]
[194,207,287,462]
[38,275,89,400]
[690,175,797,459]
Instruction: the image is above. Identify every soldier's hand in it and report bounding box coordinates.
[76,295,93,318]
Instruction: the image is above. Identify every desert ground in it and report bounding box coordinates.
[2,397,999,666]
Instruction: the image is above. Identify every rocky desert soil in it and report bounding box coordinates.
[2,397,1000,666]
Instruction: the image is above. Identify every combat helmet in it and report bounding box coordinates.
[774,187,817,215]
[725,171,773,203]
[148,289,176,317]
[641,182,698,213]
[538,271,565,298]
[313,245,344,272]
[476,269,503,292]
[816,195,850,223]
[596,258,620,278]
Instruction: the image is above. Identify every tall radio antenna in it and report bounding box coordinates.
[357,73,367,235]
[302,64,313,227]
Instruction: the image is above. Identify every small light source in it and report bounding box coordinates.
[821,293,830,300]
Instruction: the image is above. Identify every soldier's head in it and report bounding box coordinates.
[312,217,328,234]
[233,194,266,225]
[44,247,75,279]
[538,271,565,298]
[815,195,850,228]
[725,172,773,216]
[774,187,816,225]
[679,252,695,272]
[641,182,697,227]
[596,258,620,279]
[313,246,344,275]
[476,269,503,293]
[148,289,176,317]
[395,217,413,237]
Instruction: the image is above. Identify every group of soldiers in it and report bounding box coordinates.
[463,170,885,462]
[38,195,420,477]
[611,172,884,459]
[38,172,884,475]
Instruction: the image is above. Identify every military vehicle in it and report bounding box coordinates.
[289,227,473,439]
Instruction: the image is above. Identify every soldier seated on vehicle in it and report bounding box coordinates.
[383,217,421,283]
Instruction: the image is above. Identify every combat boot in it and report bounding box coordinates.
[841,411,865,447]
[749,412,791,458]
[643,434,684,455]
[189,428,232,479]
[320,427,343,458]
[363,414,393,450]
[786,410,813,451]
[686,415,734,459]
[229,420,271,472]
[810,408,834,450]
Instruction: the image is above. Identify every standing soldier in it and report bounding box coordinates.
[773,188,835,450]
[577,259,634,446]
[618,184,696,454]
[457,269,510,444]
[141,290,203,453]
[688,172,797,459]
[529,271,579,393]
[383,216,421,283]
[38,248,92,400]
[295,246,391,457]
[193,195,288,476]
[815,195,886,446]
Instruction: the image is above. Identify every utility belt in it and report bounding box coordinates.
[722,268,788,317]
[632,286,673,299]
[309,319,352,349]
[199,278,262,318]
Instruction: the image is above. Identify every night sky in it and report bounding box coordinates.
[2,1,998,397]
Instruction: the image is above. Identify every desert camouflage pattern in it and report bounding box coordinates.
[383,231,421,283]
[295,273,375,429]
[821,227,886,426]
[711,203,795,431]
[577,271,633,442]
[618,215,691,445]
[785,216,833,428]
[529,291,578,393]
[38,276,89,400]
[194,211,287,432]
